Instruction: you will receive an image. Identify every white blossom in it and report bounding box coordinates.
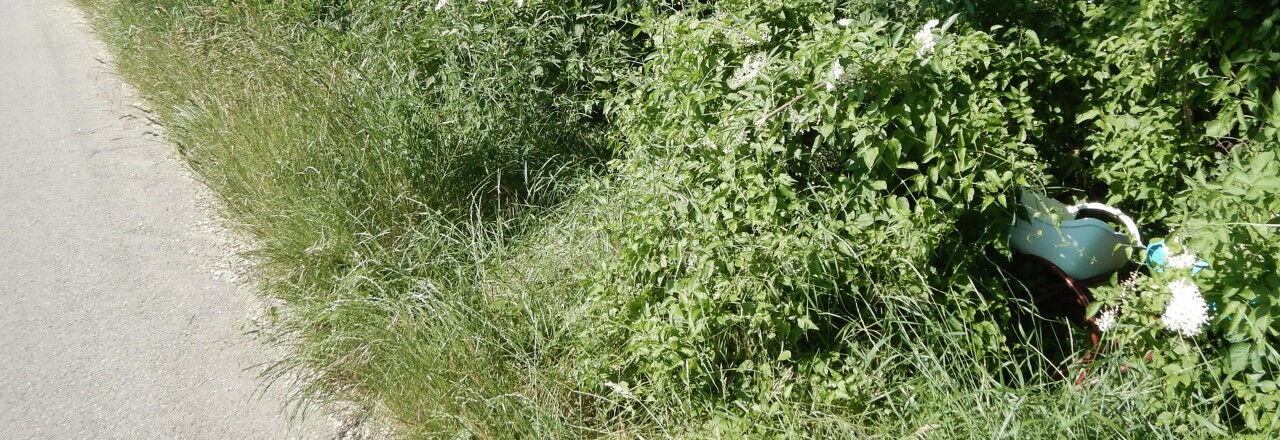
[1163,278,1211,337]
[1118,273,1143,303]
[837,18,853,27]
[1167,252,1199,270]
[744,27,772,46]
[913,19,940,59]
[1095,308,1118,332]
[435,0,447,10]
[825,61,848,91]
[788,107,804,125]
[717,130,748,152]
[729,53,768,89]
[722,19,772,48]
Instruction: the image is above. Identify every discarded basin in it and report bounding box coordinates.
[1009,191,1143,280]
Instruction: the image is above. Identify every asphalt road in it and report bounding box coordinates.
[0,1,324,438]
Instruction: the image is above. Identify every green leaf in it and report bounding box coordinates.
[1206,118,1232,138]
[1085,301,1103,319]
[863,146,879,169]
[1023,29,1040,47]
[1229,342,1251,373]
[1076,109,1100,123]
[1190,413,1230,437]
[1270,90,1280,126]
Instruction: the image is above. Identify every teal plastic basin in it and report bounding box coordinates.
[1009,191,1139,280]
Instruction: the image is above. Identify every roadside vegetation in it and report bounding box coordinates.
[79,0,1279,437]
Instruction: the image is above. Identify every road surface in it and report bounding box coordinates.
[0,0,327,438]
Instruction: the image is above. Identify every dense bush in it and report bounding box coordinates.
[1064,0,1280,432]
[83,0,1279,437]
[585,0,1280,435]
[593,0,1041,406]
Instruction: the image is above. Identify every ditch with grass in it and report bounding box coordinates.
[78,0,1280,437]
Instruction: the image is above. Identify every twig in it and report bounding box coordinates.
[1204,221,1280,228]
[754,83,825,127]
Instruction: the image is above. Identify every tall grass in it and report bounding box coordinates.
[76,0,1233,438]
[76,0,618,435]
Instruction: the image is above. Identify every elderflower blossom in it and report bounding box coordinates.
[729,53,768,89]
[742,27,772,46]
[1167,252,1199,270]
[1095,308,1118,333]
[913,19,940,59]
[1163,278,1211,337]
[824,61,848,91]
[788,107,805,125]
[1117,273,1145,306]
[721,17,772,48]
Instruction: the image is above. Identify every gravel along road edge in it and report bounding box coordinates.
[0,0,344,438]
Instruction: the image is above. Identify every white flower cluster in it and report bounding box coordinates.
[1119,273,1141,293]
[1163,278,1211,337]
[1167,252,1199,270]
[837,18,853,27]
[719,16,772,48]
[435,0,521,10]
[1095,307,1118,333]
[824,61,851,91]
[729,52,768,89]
[788,107,805,125]
[1095,273,1143,333]
[913,19,940,59]
[737,27,772,46]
